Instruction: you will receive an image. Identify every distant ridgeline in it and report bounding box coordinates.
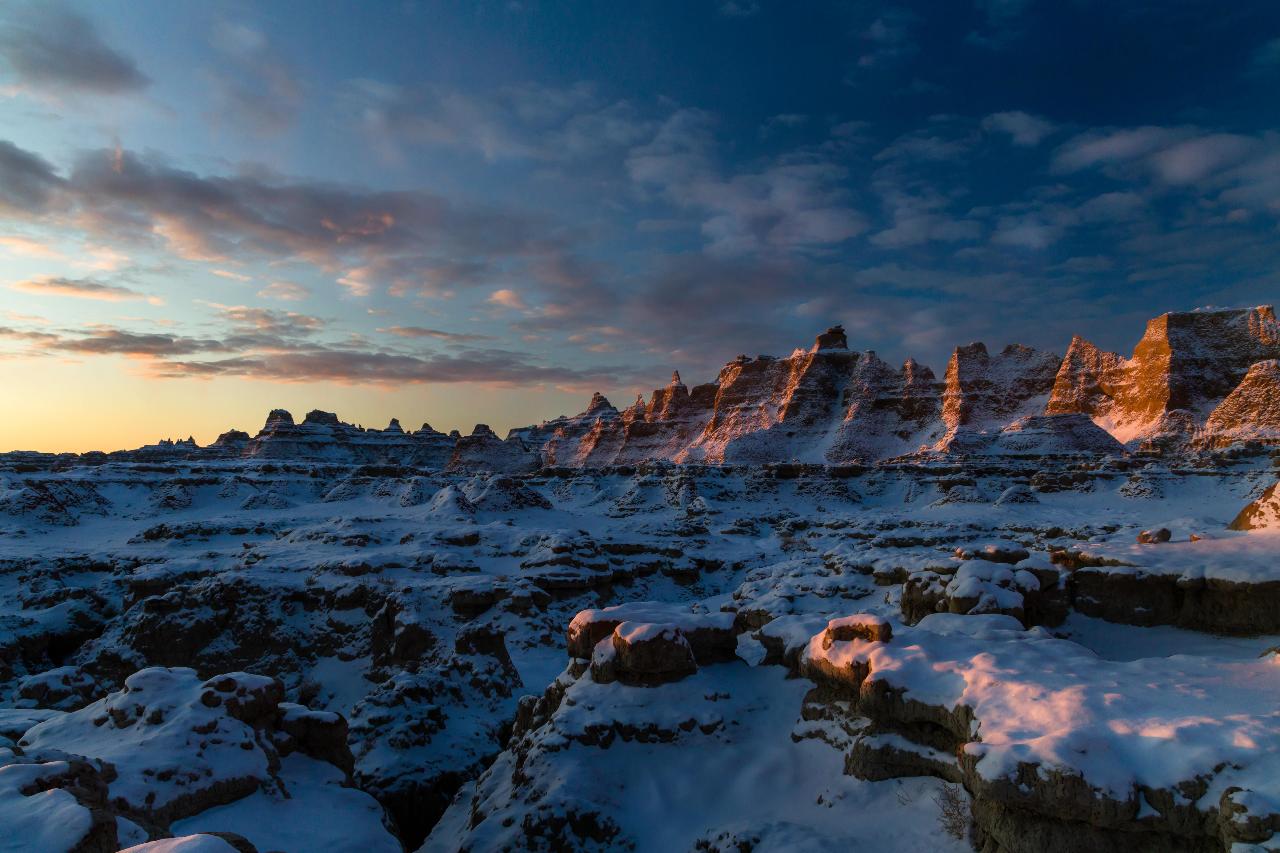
[17,306,1280,471]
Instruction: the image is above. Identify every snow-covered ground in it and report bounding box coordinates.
[1,452,1278,851]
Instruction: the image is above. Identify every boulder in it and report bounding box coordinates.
[566,602,736,662]
[821,614,892,647]
[592,623,698,685]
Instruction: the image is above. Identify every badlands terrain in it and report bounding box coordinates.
[2,306,1280,852]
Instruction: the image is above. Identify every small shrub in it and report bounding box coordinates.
[933,782,968,840]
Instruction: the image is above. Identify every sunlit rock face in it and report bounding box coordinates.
[1047,306,1280,447]
[1230,480,1280,530]
[934,342,1062,451]
[1198,359,1280,449]
[688,328,864,463]
[529,323,1112,466]
[525,304,1280,466]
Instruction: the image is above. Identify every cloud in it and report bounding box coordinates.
[875,127,973,162]
[212,269,252,282]
[1052,126,1280,211]
[342,79,653,163]
[2,308,649,388]
[257,280,309,301]
[759,113,808,137]
[207,22,304,134]
[627,110,866,256]
[1252,37,1280,70]
[153,347,645,387]
[717,1,760,17]
[0,140,63,213]
[1051,126,1187,173]
[982,111,1056,146]
[0,140,567,307]
[488,288,528,310]
[11,275,158,303]
[53,329,223,357]
[0,235,61,258]
[990,215,1061,250]
[0,4,148,95]
[967,0,1033,48]
[215,304,324,337]
[380,326,494,343]
[64,144,540,264]
[869,165,981,248]
[856,9,919,70]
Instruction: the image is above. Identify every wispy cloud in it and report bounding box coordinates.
[207,21,304,134]
[0,4,148,95]
[0,140,63,213]
[258,280,309,301]
[342,79,654,163]
[717,1,761,17]
[11,275,160,304]
[379,326,494,343]
[0,235,61,258]
[982,111,1056,147]
[627,109,866,256]
[488,288,528,310]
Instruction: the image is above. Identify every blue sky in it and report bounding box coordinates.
[1,0,1279,450]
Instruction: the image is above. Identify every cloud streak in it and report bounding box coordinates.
[11,275,159,303]
[0,4,148,95]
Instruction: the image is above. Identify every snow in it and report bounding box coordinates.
[2,438,1280,848]
[171,755,399,853]
[0,762,96,853]
[807,612,1280,810]
[423,663,969,852]
[1073,530,1280,584]
[19,668,276,818]
[119,836,241,853]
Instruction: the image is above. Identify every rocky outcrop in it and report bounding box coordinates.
[446,425,539,475]
[1198,359,1280,449]
[826,355,941,462]
[800,614,1280,852]
[520,326,1120,466]
[939,343,1061,437]
[567,602,737,663]
[0,757,120,853]
[515,393,621,467]
[1071,564,1280,634]
[14,668,365,828]
[1229,481,1280,531]
[245,409,456,467]
[1044,336,1127,418]
[589,623,699,685]
[1047,307,1280,448]
[686,330,859,463]
[938,413,1127,457]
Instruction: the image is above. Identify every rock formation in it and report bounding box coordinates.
[1229,481,1280,530]
[46,304,1280,469]
[1198,359,1280,449]
[1047,306,1280,448]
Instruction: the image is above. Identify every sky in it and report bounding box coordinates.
[1,0,1279,452]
